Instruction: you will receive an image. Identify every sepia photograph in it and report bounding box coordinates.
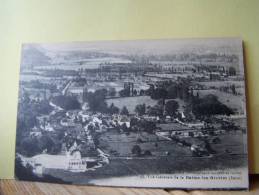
[15,38,248,188]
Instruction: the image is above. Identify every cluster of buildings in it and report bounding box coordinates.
[17,57,244,174]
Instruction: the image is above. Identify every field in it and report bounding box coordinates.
[98,131,192,157]
[180,132,247,154]
[44,154,247,184]
[210,132,247,155]
[43,129,248,183]
[106,96,158,114]
[20,74,53,82]
[98,128,247,157]
[40,124,248,184]
[157,122,189,131]
[197,80,244,88]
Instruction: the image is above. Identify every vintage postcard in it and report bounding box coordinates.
[15,38,248,189]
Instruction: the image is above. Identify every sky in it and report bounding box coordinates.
[31,38,243,57]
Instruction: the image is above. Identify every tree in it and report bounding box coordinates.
[109,103,119,114]
[36,100,53,114]
[38,135,56,154]
[83,87,88,102]
[147,104,163,116]
[150,88,167,100]
[143,150,152,156]
[135,104,146,116]
[165,100,179,116]
[167,83,178,99]
[139,89,145,96]
[196,92,200,98]
[192,94,234,117]
[146,84,155,96]
[119,89,130,97]
[130,117,139,128]
[229,66,236,76]
[108,87,116,97]
[20,137,41,157]
[22,91,31,104]
[17,111,37,133]
[120,106,129,115]
[131,145,142,156]
[141,120,156,134]
[99,88,108,97]
[87,89,109,112]
[52,95,80,110]
[231,84,236,95]
[133,89,138,96]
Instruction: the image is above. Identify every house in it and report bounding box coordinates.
[40,122,54,132]
[111,114,131,128]
[29,127,42,137]
[17,148,108,175]
[171,129,206,138]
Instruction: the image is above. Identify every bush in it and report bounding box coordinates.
[131,145,142,156]
[143,150,152,156]
[108,103,119,114]
[20,137,41,157]
[165,100,179,116]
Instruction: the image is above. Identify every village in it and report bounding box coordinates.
[15,45,247,182]
[16,58,248,177]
